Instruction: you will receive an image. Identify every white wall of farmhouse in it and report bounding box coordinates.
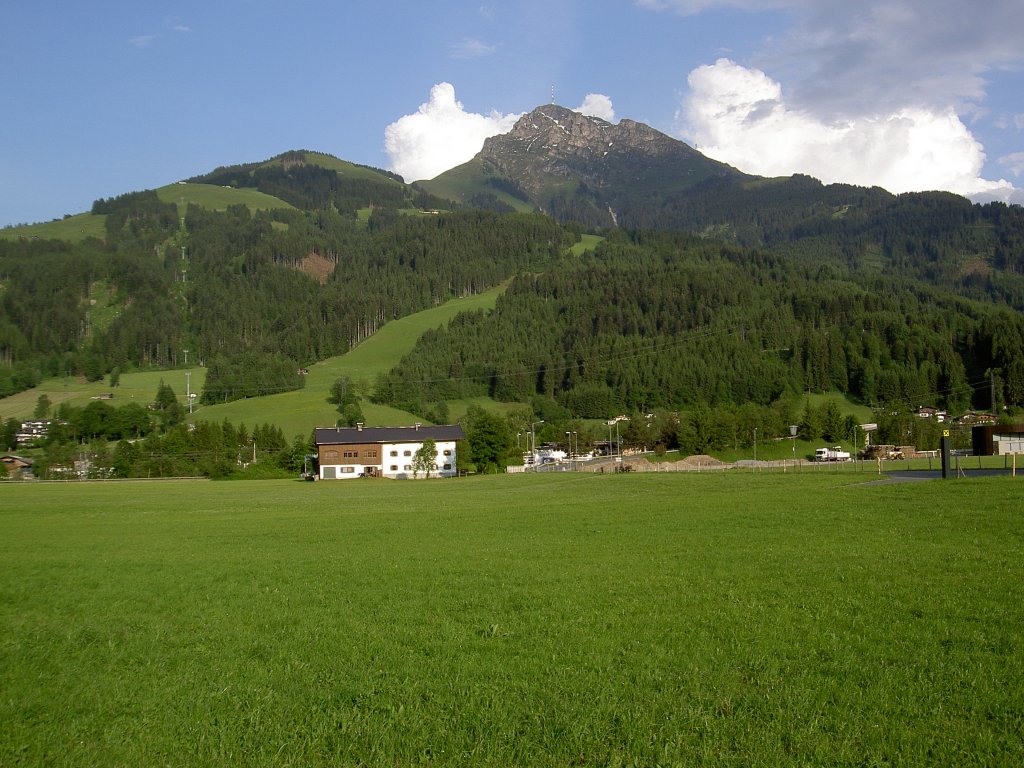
[379,439,458,479]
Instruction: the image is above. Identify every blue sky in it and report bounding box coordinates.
[2,0,1022,227]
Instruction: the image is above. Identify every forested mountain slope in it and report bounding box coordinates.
[3,120,1024,424]
[0,162,569,402]
[373,229,1024,418]
[424,107,1024,304]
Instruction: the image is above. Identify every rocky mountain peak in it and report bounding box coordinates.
[477,104,724,199]
[421,103,747,228]
[502,105,614,150]
[488,105,700,160]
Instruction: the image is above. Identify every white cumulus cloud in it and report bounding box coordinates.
[1000,152,1024,179]
[681,59,1017,200]
[384,83,521,182]
[575,94,616,122]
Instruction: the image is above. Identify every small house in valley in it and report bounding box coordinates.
[1,453,34,480]
[315,423,464,480]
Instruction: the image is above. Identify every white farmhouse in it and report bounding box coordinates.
[315,423,464,480]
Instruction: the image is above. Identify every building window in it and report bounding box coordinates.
[325,450,338,459]
[390,450,398,457]
[403,450,411,457]
[443,449,452,456]
[404,465,412,471]
[443,464,452,470]
[390,465,398,471]
[340,467,355,474]
[365,449,378,458]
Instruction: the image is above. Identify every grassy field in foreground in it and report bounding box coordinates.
[2,473,1022,766]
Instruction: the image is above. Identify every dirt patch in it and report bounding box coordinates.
[681,454,725,467]
[299,252,335,284]
[959,254,992,280]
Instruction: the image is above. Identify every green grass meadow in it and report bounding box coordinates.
[0,213,107,243]
[155,183,296,217]
[2,473,1022,766]
[0,183,294,243]
[568,234,605,256]
[0,368,208,422]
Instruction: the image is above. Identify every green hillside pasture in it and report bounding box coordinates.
[0,212,106,243]
[0,287,504,434]
[156,183,295,216]
[85,279,120,336]
[0,184,293,243]
[0,368,206,422]
[802,391,874,425]
[186,285,506,436]
[417,159,535,213]
[568,233,605,256]
[446,395,525,423]
[2,474,1021,766]
[293,153,406,187]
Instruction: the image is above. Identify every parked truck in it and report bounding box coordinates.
[862,444,904,461]
[814,446,851,462]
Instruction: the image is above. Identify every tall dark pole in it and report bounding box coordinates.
[940,429,952,479]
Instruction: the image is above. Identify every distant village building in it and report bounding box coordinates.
[15,419,52,446]
[953,411,997,428]
[915,406,947,422]
[315,424,464,480]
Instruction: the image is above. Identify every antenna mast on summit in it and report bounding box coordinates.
[551,85,555,105]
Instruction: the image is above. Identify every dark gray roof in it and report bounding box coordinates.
[1,454,34,465]
[315,424,465,446]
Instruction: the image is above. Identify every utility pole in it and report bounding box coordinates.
[184,349,193,414]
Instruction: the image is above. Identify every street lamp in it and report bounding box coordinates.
[615,416,628,462]
[790,424,798,467]
[565,431,578,470]
[531,420,544,471]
